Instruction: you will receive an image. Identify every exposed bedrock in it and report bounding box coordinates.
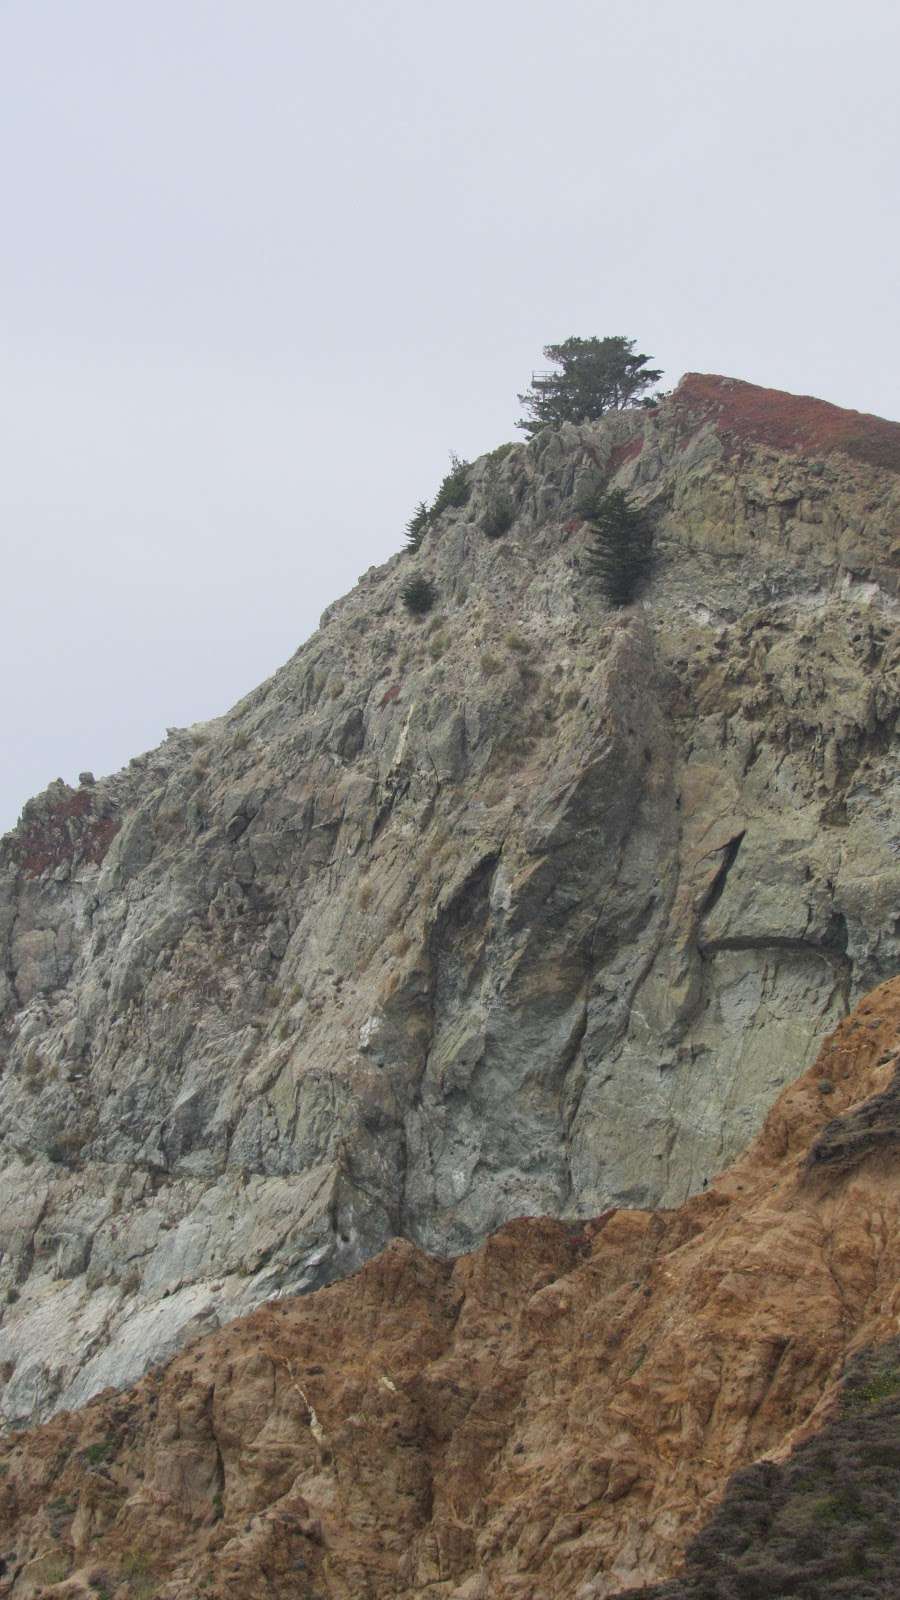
[1,374,898,1420]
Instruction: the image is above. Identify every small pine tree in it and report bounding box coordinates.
[405,501,430,552]
[581,489,653,607]
[400,575,437,615]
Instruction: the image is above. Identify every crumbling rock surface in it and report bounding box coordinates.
[1,375,899,1420]
[1,981,899,1598]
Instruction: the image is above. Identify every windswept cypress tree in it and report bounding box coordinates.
[580,488,653,607]
[517,336,663,436]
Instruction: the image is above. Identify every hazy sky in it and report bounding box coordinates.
[2,0,898,833]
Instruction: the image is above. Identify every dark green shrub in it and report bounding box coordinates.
[83,1439,115,1465]
[580,487,653,607]
[400,576,437,616]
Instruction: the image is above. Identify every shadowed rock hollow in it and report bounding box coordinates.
[1,374,899,1423]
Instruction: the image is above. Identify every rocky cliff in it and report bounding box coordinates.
[1,374,898,1424]
[1,978,899,1599]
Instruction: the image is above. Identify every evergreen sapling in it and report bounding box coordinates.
[580,488,653,607]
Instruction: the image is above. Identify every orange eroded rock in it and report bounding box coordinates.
[2,981,899,1600]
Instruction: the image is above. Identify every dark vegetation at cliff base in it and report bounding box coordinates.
[618,1339,900,1600]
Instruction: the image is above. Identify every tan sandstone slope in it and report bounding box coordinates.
[1,375,898,1425]
[1,978,899,1599]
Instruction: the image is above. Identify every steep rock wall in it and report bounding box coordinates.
[0,376,898,1422]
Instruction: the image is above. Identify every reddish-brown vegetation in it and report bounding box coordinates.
[607,436,645,475]
[673,373,900,472]
[9,787,118,878]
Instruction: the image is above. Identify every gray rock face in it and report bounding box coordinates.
[1,376,899,1422]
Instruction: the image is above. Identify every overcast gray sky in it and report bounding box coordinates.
[2,0,898,833]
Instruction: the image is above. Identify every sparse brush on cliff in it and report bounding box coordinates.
[579,486,654,607]
[400,575,437,615]
[484,441,516,467]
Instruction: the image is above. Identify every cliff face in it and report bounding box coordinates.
[1,375,898,1423]
[1,979,899,1600]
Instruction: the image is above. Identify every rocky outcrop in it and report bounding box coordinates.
[1,376,899,1422]
[1,979,899,1599]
